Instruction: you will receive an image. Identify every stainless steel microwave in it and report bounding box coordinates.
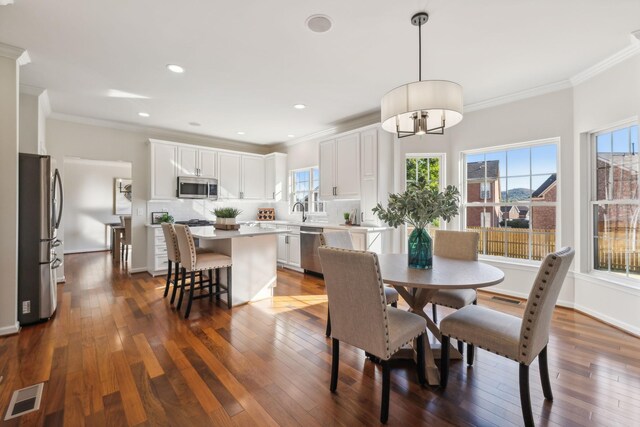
[177,176,218,199]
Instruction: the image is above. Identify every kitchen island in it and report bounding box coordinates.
[188,226,288,307]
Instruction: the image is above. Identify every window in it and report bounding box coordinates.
[480,182,491,200]
[462,140,558,261]
[405,155,444,248]
[592,123,640,279]
[290,167,324,213]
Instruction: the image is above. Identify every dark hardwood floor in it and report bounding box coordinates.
[1,251,639,426]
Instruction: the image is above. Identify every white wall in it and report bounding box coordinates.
[0,46,22,335]
[46,118,267,277]
[19,92,38,153]
[63,158,131,253]
[572,54,640,334]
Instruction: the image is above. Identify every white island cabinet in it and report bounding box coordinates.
[189,226,288,306]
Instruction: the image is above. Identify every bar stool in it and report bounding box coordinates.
[174,224,233,318]
[160,223,182,303]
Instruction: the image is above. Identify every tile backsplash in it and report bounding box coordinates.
[147,199,363,224]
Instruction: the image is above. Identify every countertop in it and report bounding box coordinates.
[146,220,391,233]
[188,226,289,240]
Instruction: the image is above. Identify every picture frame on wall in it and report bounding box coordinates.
[151,211,167,225]
[113,178,132,215]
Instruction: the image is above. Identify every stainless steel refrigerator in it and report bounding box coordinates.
[18,153,63,325]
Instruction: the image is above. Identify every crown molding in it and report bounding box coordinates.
[49,112,269,154]
[20,85,52,116]
[570,42,640,86]
[464,80,573,113]
[0,42,29,65]
[19,83,45,96]
[0,0,15,6]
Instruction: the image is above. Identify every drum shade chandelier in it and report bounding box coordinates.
[381,12,463,138]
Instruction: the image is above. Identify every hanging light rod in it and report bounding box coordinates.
[381,12,463,139]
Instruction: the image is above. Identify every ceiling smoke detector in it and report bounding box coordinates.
[306,15,332,33]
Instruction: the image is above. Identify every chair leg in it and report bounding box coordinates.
[226,266,232,309]
[432,304,438,323]
[176,268,187,310]
[539,345,553,400]
[208,269,213,301]
[467,344,475,366]
[390,301,397,308]
[163,261,172,298]
[380,360,391,424]
[325,308,332,337]
[185,271,196,318]
[170,263,180,304]
[440,335,450,388]
[416,333,426,385]
[457,340,464,355]
[330,338,339,392]
[125,244,129,261]
[519,364,534,427]
[215,268,221,301]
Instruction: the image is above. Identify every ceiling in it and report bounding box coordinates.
[1,0,638,145]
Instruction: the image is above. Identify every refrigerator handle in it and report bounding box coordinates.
[53,168,63,230]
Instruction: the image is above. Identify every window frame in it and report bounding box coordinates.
[588,121,640,281]
[460,137,561,264]
[289,166,325,215]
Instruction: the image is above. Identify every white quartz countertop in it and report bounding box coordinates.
[188,226,289,240]
[146,221,391,233]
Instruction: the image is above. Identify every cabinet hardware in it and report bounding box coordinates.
[285,235,289,244]
[361,212,364,222]
[273,191,275,199]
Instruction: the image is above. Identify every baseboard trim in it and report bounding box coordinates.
[478,288,574,309]
[128,267,148,274]
[0,322,20,336]
[56,276,66,283]
[64,248,110,255]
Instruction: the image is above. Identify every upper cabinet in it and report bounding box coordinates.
[241,155,265,200]
[360,128,379,224]
[177,146,217,178]
[151,142,178,200]
[319,133,360,199]
[150,139,285,201]
[265,153,288,201]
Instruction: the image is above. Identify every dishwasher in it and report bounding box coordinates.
[300,226,324,275]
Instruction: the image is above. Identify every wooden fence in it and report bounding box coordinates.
[466,226,555,261]
[592,228,640,274]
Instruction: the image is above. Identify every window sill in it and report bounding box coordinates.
[478,255,542,271]
[574,270,640,295]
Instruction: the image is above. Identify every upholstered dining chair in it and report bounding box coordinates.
[174,224,233,318]
[318,246,427,424]
[439,247,574,427]
[320,230,399,337]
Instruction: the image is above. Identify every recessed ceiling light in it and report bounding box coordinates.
[237,131,245,135]
[288,134,295,138]
[189,122,201,127]
[166,64,185,73]
[306,15,333,33]
[138,112,150,117]
[293,104,306,109]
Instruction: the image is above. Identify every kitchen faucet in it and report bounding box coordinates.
[291,202,307,222]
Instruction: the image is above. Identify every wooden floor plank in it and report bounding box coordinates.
[0,251,638,426]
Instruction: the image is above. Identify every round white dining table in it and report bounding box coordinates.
[377,254,505,386]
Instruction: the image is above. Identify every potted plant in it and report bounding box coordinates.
[159,212,174,224]
[343,212,352,225]
[213,207,243,225]
[372,183,460,269]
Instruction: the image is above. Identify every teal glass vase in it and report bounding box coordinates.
[408,228,433,269]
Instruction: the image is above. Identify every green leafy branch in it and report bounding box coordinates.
[372,183,460,230]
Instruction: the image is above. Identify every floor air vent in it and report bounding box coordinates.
[4,383,44,420]
[491,296,521,305]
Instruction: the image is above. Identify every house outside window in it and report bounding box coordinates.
[462,140,558,261]
[592,123,639,279]
[291,167,324,214]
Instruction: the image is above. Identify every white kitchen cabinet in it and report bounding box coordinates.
[199,149,217,178]
[241,155,265,199]
[265,153,287,201]
[319,140,336,198]
[277,226,301,269]
[360,128,379,224]
[349,230,384,254]
[178,146,198,176]
[151,142,178,199]
[350,232,366,251]
[277,234,288,264]
[147,227,169,275]
[319,133,360,199]
[288,234,301,267]
[218,152,241,199]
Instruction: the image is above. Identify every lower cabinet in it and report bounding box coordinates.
[349,230,383,253]
[275,226,301,269]
[147,227,169,276]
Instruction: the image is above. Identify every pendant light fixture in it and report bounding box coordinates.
[381,12,463,138]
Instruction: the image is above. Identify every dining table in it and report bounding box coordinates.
[106,222,125,261]
[377,253,505,386]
